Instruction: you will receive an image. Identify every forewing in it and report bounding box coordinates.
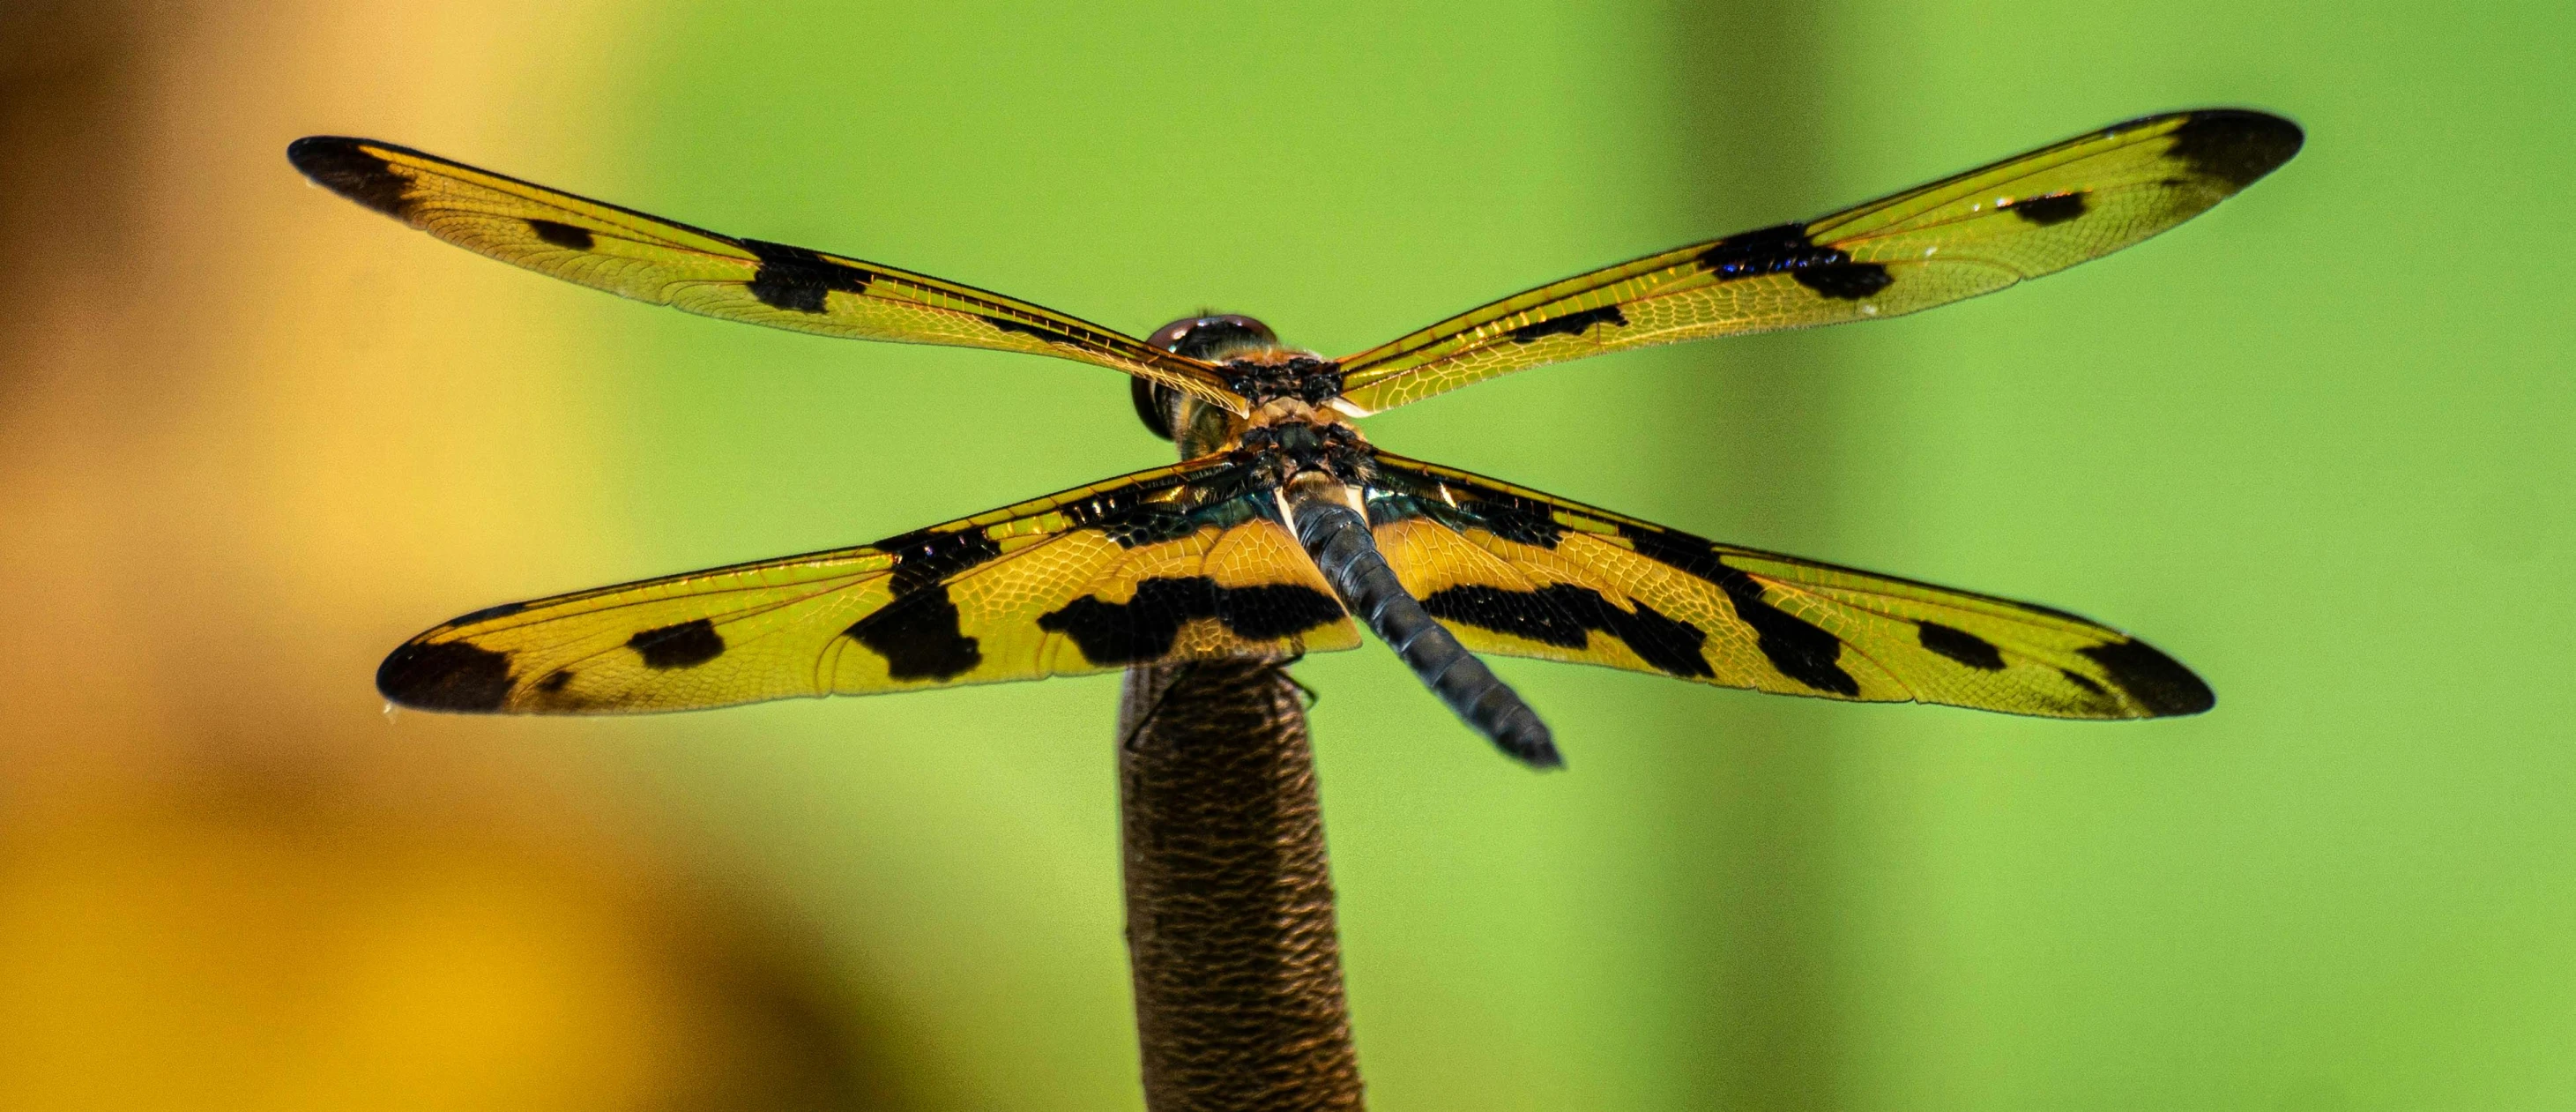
[378,460,1356,714]
[1367,452,2211,718]
[1334,109,2301,414]
[288,137,1245,412]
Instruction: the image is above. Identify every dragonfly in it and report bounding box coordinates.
[294,108,2300,768]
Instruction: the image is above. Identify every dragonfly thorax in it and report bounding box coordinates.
[1217,353,1344,408]
[1232,414,1372,489]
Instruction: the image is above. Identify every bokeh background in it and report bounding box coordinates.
[4,2,2570,1108]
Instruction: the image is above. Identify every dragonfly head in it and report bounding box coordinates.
[1135,313,1346,453]
[1135,314,1282,446]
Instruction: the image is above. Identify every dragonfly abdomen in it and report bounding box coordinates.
[1286,485,1560,768]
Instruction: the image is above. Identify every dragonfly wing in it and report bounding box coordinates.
[379,459,1358,714]
[1334,109,2301,414]
[290,137,1245,412]
[1366,452,2211,718]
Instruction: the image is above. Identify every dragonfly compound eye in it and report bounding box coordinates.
[1146,314,1278,360]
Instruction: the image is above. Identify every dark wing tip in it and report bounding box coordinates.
[287,135,414,219]
[377,638,515,713]
[2166,109,2304,190]
[2080,638,2215,717]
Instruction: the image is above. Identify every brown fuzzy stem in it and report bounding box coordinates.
[1117,658,1365,1111]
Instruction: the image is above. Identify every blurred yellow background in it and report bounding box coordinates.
[2,2,2569,1109]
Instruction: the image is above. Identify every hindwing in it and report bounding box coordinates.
[1366,452,2211,718]
[378,459,1357,714]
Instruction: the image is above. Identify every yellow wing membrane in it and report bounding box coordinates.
[377,459,1358,714]
[1366,452,2211,719]
[1333,109,2301,414]
[288,137,1246,412]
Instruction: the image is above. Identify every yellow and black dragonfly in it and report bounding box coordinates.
[293,109,2299,768]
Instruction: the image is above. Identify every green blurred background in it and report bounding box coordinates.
[3,1,2569,1108]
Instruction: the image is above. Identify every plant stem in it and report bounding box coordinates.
[1117,657,1365,1111]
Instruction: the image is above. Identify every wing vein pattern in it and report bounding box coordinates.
[377,458,1359,714]
[287,136,1245,411]
[1365,452,2213,718]
[1332,109,2300,414]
